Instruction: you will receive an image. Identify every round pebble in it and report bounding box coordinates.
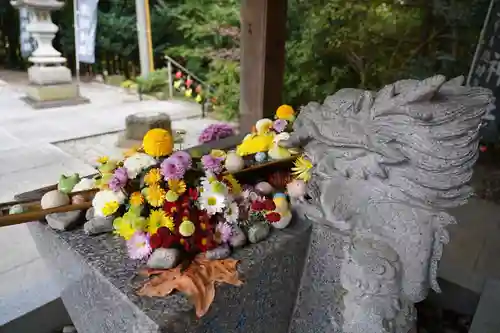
[255,181,274,195]
[205,244,231,260]
[225,152,245,173]
[41,190,70,209]
[9,204,25,215]
[85,207,95,221]
[84,216,114,235]
[248,222,270,244]
[147,248,180,269]
[255,152,267,163]
[71,194,86,205]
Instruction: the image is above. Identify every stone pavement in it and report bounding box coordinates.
[0,73,229,327]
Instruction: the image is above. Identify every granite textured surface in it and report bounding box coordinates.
[289,222,347,333]
[27,216,311,333]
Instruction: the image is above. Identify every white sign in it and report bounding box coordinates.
[76,0,99,64]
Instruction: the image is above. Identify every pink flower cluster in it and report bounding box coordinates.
[198,124,235,144]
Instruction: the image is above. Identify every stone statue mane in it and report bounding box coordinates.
[283,75,494,333]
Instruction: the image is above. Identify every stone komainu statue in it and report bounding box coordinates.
[284,75,494,332]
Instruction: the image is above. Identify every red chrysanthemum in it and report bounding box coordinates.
[163,201,178,215]
[266,212,282,223]
[188,187,199,200]
[251,201,265,211]
[149,233,162,249]
[263,199,276,211]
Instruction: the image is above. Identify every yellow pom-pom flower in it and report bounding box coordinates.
[147,209,174,234]
[179,219,196,237]
[276,104,295,121]
[144,168,162,186]
[142,128,173,157]
[144,184,166,207]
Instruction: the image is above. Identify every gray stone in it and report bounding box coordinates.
[85,207,94,221]
[205,244,231,260]
[147,248,181,269]
[247,222,270,244]
[27,214,311,333]
[83,217,113,235]
[125,112,172,141]
[284,75,493,333]
[46,211,82,231]
[229,225,247,248]
[470,278,500,333]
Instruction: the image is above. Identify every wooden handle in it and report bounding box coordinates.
[0,202,92,228]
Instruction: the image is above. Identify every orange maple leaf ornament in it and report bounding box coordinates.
[137,257,243,318]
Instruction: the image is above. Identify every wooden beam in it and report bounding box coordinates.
[239,0,287,133]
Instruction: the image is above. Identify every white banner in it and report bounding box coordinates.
[19,8,37,58]
[76,0,99,64]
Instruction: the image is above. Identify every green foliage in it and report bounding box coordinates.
[206,60,240,120]
[136,68,169,94]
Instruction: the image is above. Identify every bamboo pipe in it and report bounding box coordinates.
[0,156,299,228]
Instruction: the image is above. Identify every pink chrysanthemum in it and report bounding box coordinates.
[109,167,128,192]
[160,156,186,181]
[216,222,233,243]
[127,232,152,260]
[198,124,235,144]
[171,151,192,169]
[201,154,224,174]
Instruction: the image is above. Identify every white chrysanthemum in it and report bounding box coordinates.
[199,191,226,216]
[200,176,229,197]
[71,178,95,192]
[123,153,157,179]
[224,201,240,224]
[92,190,126,217]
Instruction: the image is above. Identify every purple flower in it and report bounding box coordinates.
[216,222,232,243]
[109,167,128,192]
[171,151,192,169]
[127,232,152,260]
[198,124,235,144]
[273,119,288,133]
[201,154,224,174]
[160,156,186,181]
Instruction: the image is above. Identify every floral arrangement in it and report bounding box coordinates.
[198,123,235,144]
[88,105,309,265]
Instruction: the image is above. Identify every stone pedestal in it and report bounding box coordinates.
[27,218,311,333]
[11,0,89,108]
[116,112,173,149]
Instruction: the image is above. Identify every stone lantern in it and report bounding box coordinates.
[11,0,88,108]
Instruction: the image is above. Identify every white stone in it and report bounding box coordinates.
[40,190,69,209]
[84,216,113,235]
[224,152,244,173]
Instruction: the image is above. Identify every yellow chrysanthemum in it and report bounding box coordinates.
[129,192,144,206]
[292,155,313,182]
[222,174,242,195]
[142,128,173,157]
[113,218,136,240]
[144,184,166,207]
[144,168,162,186]
[147,209,175,234]
[97,156,109,164]
[276,104,295,121]
[236,134,274,156]
[102,200,120,216]
[168,179,187,195]
[210,149,227,159]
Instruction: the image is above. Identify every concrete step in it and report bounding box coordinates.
[469,278,500,333]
